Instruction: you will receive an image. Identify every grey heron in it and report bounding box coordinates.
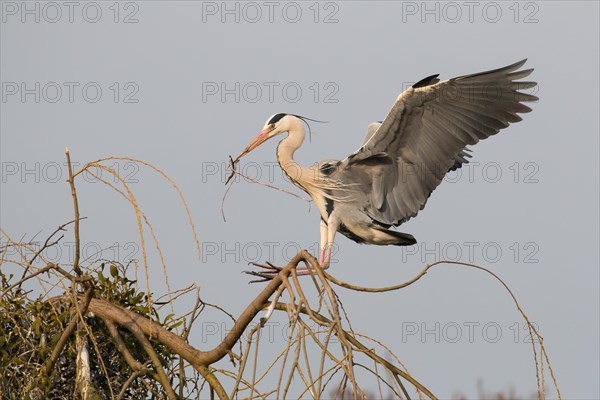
[231,59,537,271]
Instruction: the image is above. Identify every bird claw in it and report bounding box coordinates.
[249,261,281,271]
[244,261,283,283]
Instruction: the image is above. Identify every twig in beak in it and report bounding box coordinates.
[220,154,312,223]
[225,155,238,186]
[221,156,237,222]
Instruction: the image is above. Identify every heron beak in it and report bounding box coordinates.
[235,127,274,162]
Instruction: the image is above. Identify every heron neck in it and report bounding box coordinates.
[276,125,311,187]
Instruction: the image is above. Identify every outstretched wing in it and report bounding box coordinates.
[335,59,538,226]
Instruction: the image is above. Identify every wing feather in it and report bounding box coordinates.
[334,59,538,226]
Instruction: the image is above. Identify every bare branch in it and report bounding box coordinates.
[65,148,82,276]
[41,287,94,377]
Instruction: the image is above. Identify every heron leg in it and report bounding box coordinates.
[321,215,339,269]
[246,217,337,283]
[319,219,328,265]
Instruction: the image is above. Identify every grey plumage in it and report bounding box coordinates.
[236,59,538,267]
[329,59,537,229]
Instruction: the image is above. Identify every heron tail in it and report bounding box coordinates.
[373,227,417,246]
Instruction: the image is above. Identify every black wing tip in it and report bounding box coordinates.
[412,74,440,89]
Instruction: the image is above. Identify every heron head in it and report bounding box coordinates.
[237,113,295,160]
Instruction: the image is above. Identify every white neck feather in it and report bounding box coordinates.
[276,117,314,189]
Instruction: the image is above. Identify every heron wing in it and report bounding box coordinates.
[337,59,537,226]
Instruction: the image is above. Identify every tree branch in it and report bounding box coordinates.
[271,302,437,400]
[65,148,82,276]
[41,287,94,377]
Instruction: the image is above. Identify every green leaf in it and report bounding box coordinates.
[32,317,41,336]
[169,321,184,330]
[110,264,119,278]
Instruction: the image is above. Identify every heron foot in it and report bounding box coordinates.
[244,261,283,283]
